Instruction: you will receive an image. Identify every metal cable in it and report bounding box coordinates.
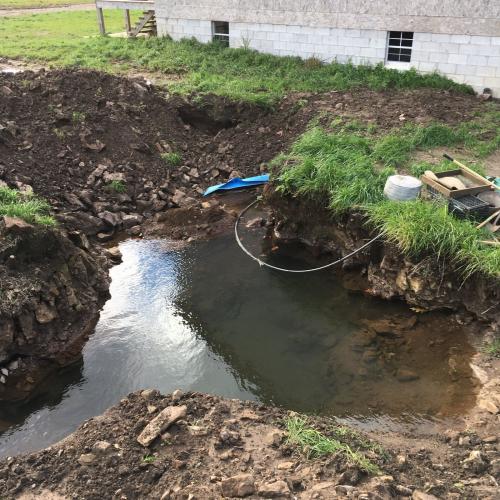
[234,198,384,273]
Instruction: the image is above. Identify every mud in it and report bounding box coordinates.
[0,390,499,500]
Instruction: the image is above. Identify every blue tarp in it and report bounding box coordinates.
[203,174,270,196]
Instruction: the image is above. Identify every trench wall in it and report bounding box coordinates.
[154,0,500,96]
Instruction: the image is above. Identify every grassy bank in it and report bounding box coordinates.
[0,11,473,105]
[1,0,91,9]
[275,119,500,278]
[0,187,55,225]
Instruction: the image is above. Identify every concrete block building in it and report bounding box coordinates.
[154,0,500,96]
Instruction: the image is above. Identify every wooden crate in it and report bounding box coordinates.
[421,168,494,199]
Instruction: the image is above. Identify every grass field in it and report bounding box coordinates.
[0,11,473,106]
[0,0,91,9]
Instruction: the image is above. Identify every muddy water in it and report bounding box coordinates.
[0,236,477,457]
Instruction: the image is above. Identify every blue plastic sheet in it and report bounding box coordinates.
[203,174,270,196]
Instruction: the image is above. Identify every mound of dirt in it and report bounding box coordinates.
[0,390,498,499]
[0,69,487,242]
[0,218,110,401]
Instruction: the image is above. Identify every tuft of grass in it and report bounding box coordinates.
[71,111,86,123]
[0,187,55,226]
[161,152,182,167]
[285,415,380,474]
[107,180,127,193]
[276,127,393,212]
[142,454,156,463]
[484,338,500,357]
[0,11,473,106]
[53,128,66,139]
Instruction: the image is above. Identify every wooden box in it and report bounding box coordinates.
[421,168,494,199]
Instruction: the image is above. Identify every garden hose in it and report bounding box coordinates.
[234,199,384,273]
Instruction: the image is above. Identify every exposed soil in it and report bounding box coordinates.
[0,218,111,401]
[264,190,500,323]
[0,69,488,225]
[0,389,499,500]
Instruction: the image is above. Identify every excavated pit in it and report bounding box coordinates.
[0,67,499,499]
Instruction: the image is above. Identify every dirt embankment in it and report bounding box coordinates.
[0,390,498,500]
[0,217,111,401]
[0,68,485,243]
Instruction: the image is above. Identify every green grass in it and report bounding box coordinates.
[71,110,86,123]
[161,152,182,167]
[142,454,156,463]
[0,11,473,106]
[284,415,380,474]
[275,123,500,278]
[0,187,55,226]
[367,201,500,278]
[484,338,500,357]
[1,0,91,9]
[106,180,127,193]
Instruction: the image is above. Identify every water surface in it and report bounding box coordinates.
[0,235,476,457]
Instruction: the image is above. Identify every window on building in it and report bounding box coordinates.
[212,21,229,47]
[386,31,414,63]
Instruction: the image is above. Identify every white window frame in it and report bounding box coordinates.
[386,31,414,67]
[212,21,230,46]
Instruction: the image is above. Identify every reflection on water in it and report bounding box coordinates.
[0,236,477,457]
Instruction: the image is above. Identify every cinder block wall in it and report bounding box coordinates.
[155,1,500,96]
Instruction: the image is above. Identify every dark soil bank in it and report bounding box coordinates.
[0,390,499,500]
[0,218,110,401]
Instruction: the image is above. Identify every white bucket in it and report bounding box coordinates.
[384,175,422,201]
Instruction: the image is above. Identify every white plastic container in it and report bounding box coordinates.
[384,175,422,201]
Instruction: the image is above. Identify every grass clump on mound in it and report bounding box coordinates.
[275,125,500,279]
[285,415,381,474]
[0,187,55,226]
[0,12,473,106]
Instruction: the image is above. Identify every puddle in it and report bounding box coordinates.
[0,235,477,457]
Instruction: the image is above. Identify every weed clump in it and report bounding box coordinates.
[107,180,127,193]
[484,338,500,357]
[284,415,381,474]
[0,187,55,226]
[161,152,182,167]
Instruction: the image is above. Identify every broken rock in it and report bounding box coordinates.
[3,216,34,234]
[257,480,290,498]
[137,405,187,447]
[220,474,256,498]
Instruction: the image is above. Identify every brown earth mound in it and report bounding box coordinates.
[0,69,486,240]
[0,390,498,500]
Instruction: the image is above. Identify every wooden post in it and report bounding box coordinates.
[124,9,131,35]
[96,7,106,35]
